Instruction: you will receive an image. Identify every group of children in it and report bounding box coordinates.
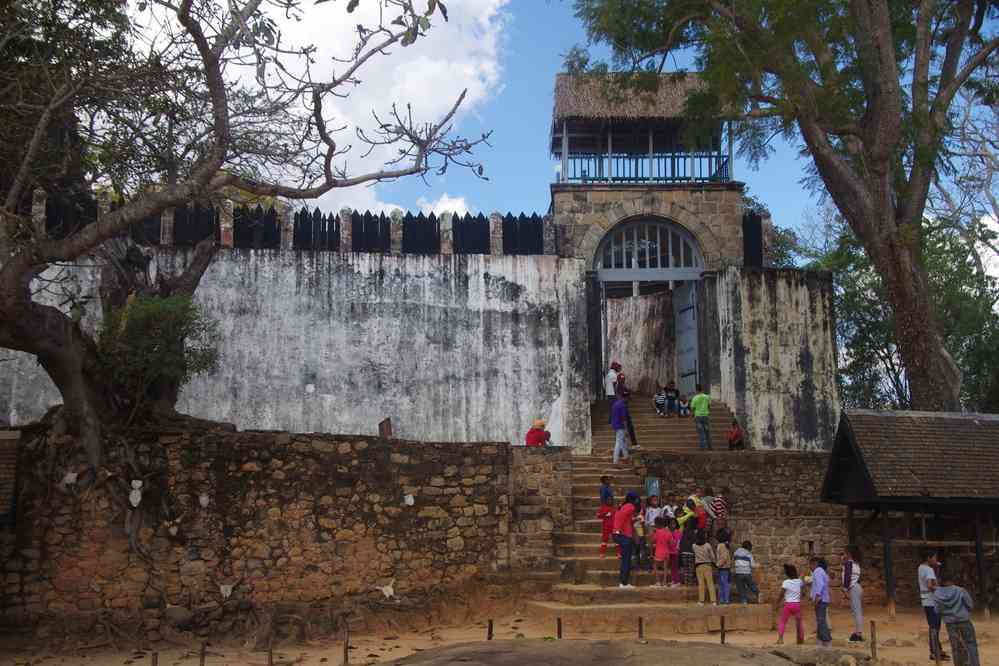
[769,548,981,661]
[599,476,981,660]
[598,478,761,605]
[652,382,689,417]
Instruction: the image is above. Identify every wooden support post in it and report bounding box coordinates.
[151,652,158,666]
[638,616,644,640]
[870,621,877,660]
[560,120,568,182]
[607,125,613,181]
[199,642,206,666]
[727,121,735,180]
[343,625,350,665]
[556,617,562,639]
[267,636,273,666]
[648,127,654,182]
[882,504,896,618]
[487,619,493,640]
[720,615,726,644]
[975,512,991,620]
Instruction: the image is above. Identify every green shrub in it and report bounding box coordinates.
[98,295,220,419]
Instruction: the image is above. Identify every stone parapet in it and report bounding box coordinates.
[549,182,745,267]
[509,446,573,570]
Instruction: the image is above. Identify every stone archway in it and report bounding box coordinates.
[592,215,705,396]
[574,196,723,270]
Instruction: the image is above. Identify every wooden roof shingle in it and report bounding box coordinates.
[836,410,999,502]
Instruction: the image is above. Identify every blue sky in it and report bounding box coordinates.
[367,0,817,233]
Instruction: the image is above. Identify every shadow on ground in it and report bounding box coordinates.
[384,639,882,665]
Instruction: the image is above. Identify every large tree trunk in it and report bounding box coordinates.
[1,235,217,466]
[866,234,962,410]
[0,293,117,467]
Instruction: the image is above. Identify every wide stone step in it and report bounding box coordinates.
[578,569,679,588]
[550,583,693,605]
[573,519,606,533]
[557,556,641,572]
[523,600,772,635]
[556,542,605,557]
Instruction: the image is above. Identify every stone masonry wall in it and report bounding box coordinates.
[636,451,854,604]
[0,427,580,637]
[551,183,745,268]
[509,447,573,570]
[0,426,572,636]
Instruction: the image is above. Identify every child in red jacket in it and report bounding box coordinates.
[597,502,618,558]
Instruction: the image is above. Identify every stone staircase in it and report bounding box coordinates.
[523,448,771,635]
[591,394,737,455]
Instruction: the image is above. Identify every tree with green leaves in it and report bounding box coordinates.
[0,0,485,467]
[801,208,999,412]
[570,0,999,411]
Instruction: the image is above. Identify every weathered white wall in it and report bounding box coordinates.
[605,291,675,394]
[3,250,592,450]
[2,262,103,427]
[715,267,839,450]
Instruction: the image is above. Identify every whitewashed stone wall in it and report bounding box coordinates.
[714,267,839,450]
[2,250,592,451]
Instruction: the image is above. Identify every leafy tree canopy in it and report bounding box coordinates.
[569,0,999,410]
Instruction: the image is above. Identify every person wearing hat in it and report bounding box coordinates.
[525,419,551,447]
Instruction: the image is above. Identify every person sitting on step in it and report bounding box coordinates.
[654,385,668,416]
[727,419,746,450]
[677,394,691,417]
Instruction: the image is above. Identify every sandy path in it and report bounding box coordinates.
[2,605,994,665]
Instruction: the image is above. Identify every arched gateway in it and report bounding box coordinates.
[593,217,704,395]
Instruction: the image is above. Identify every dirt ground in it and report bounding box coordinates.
[1,605,994,666]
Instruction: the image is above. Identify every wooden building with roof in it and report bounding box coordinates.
[823,409,999,616]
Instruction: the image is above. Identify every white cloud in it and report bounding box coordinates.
[273,0,509,213]
[417,192,472,216]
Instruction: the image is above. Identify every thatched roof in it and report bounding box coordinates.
[552,73,706,124]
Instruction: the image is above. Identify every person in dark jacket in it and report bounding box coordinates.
[934,563,980,666]
[611,394,631,464]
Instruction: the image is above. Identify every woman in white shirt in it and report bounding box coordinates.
[776,563,805,645]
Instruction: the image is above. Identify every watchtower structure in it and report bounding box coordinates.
[550,73,752,273]
[549,73,756,397]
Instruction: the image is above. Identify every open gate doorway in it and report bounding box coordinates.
[587,217,705,397]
